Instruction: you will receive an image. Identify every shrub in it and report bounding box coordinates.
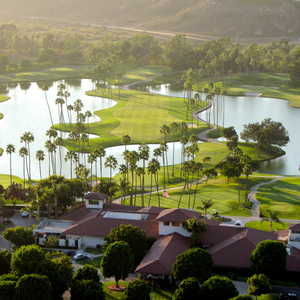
[172,248,213,282]
[247,274,271,296]
[173,277,201,300]
[71,279,103,300]
[0,250,11,275]
[124,279,151,300]
[73,265,99,283]
[200,275,238,300]
[0,280,16,300]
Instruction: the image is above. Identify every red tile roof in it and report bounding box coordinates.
[156,208,201,223]
[84,192,108,200]
[60,206,98,222]
[208,228,278,269]
[289,223,300,232]
[64,210,159,238]
[287,247,300,272]
[135,233,190,275]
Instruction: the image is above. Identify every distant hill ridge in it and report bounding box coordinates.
[1,0,300,38]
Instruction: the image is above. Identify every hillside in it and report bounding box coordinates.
[1,0,300,38]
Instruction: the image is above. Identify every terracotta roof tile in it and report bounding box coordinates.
[156,208,200,223]
[135,233,190,275]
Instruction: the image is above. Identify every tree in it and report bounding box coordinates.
[183,218,207,247]
[262,209,281,231]
[122,135,131,151]
[101,241,134,288]
[247,274,271,296]
[172,248,213,282]
[105,155,118,182]
[229,295,253,300]
[250,240,287,278]
[11,245,46,275]
[0,250,11,275]
[241,118,289,152]
[199,199,214,217]
[71,279,103,300]
[200,276,238,300]
[173,277,201,300]
[104,224,151,266]
[0,280,16,300]
[2,227,34,248]
[6,144,15,186]
[223,127,237,140]
[16,274,52,300]
[124,279,151,300]
[36,150,45,179]
[73,265,99,283]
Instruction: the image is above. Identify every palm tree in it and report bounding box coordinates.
[263,209,281,231]
[97,147,106,179]
[36,150,45,180]
[199,199,214,217]
[119,164,129,201]
[147,159,160,207]
[38,81,54,126]
[160,125,170,179]
[135,167,144,206]
[159,143,168,191]
[122,135,131,151]
[88,153,96,185]
[104,155,118,182]
[46,129,58,141]
[19,147,28,187]
[6,144,15,185]
[65,151,76,179]
[85,110,92,135]
[55,97,65,125]
[170,122,179,176]
[20,132,34,181]
[73,99,83,121]
[127,151,139,206]
[55,137,64,175]
[138,144,150,206]
[45,140,57,175]
[67,104,74,125]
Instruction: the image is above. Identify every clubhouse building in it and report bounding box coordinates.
[33,192,300,275]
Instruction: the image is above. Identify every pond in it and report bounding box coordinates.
[0,80,184,179]
[148,84,300,176]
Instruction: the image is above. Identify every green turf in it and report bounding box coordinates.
[0,65,93,83]
[57,87,207,150]
[103,282,172,300]
[123,176,269,217]
[197,72,300,108]
[0,174,23,188]
[0,95,9,102]
[245,220,288,231]
[258,295,279,300]
[257,177,300,219]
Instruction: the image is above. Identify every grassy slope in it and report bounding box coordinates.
[103,282,172,300]
[0,174,23,187]
[0,95,9,120]
[246,220,288,231]
[198,73,300,108]
[115,142,281,188]
[123,176,270,217]
[0,65,94,83]
[59,87,207,150]
[257,177,300,219]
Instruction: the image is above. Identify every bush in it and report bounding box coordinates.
[207,128,224,139]
[230,296,253,300]
[71,279,103,300]
[16,274,52,300]
[124,279,151,300]
[173,277,201,300]
[0,250,11,275]
[250,240,287,278]
[200,275,238,300]
[2,226,35,248]
[247,274,271,296]
[0,280,16,300]
[172,248,213,282]
[73,265,99,283]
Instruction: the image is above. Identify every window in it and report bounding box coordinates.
[172,222,181,227]
[163,222,170,226]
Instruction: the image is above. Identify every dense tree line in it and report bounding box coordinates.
[1,23,300,85]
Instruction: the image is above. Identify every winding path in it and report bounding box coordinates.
[248,176,284,218]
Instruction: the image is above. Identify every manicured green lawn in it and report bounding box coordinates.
[197,72,300,108]
[0,65,93,83]
[59,87,207,150]
[245,220,289,231]
[258,295,279,300]
[123,176,269,217]
[257,177,300,219]
[0,95,9,102]
[103,282,172,300]
[114,142,280,189]
[0,174,23,187]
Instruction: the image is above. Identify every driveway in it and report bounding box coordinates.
[10,213,38,227]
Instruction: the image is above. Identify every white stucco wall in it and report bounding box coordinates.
[80,236,105,248]
[85,200,104,209]
[159,222,191,237]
